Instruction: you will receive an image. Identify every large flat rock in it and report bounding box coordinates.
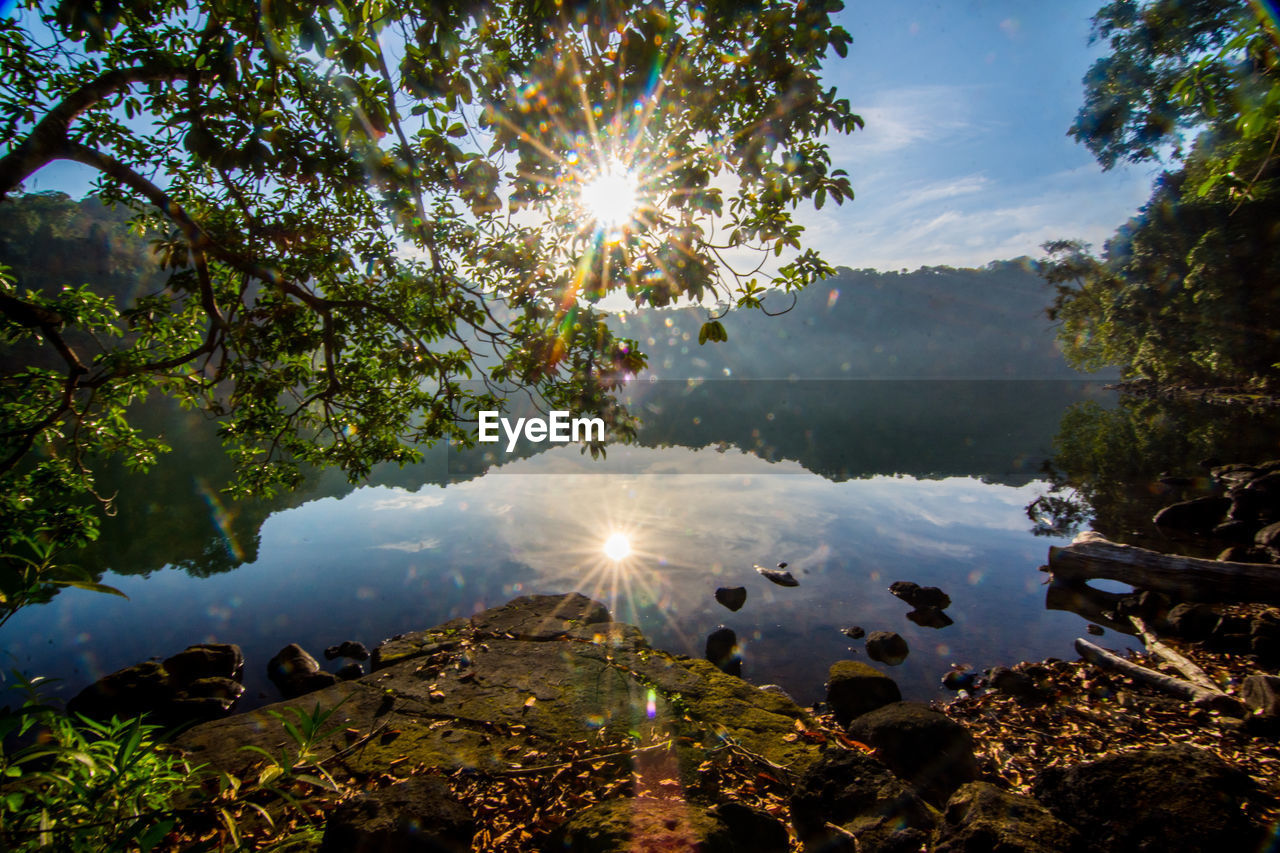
[176,594,819,782]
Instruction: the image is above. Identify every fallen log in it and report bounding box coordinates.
[1128,615,1222,696]
[1049,532,1280,604]
[1073,638,1242,715]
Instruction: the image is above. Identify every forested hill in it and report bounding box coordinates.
[617,262,1113,380]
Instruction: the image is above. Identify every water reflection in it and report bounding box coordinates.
[2,380,1126,709]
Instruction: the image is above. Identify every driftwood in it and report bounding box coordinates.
[1128,615,1222,695]
[1049,532,1280,604]
[1074,638,1242,714]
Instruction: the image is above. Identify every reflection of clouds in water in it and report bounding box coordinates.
[374,538,441,553]
[364,492,447,512]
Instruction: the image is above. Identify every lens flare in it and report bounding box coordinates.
[580,163,638,228]
[603,532,632,561]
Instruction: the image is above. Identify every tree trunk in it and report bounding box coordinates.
[1049,532,1280,604]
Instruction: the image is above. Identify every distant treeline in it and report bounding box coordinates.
[617,261,1103,380]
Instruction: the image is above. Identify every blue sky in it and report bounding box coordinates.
[21,0,1159,273]
[797,0,1159,270]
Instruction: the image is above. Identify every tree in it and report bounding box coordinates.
[0,0,860,594]
[1042,0,1280,387]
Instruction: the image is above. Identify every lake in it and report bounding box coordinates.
[0,379,1178,709]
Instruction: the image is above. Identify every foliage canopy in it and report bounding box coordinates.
[1043,0,1280,387]
[0,0,859,584]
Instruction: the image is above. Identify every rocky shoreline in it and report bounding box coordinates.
[65,592,1279,851]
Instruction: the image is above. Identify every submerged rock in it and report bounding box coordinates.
[826,660,901,726]
[865,631,910,666]
[705,626,742,677]
[889,581,951,610]
[714,586,747,612]
[754,565,798,587]
[1033,745,1261,853]
[845,702,978,807]
[324,641,370,661]
[1153,496,1230,533]
[841,625,865,640]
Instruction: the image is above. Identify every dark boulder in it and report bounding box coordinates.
[865,631,910,666]
[163,643,244,683]
[1251,610,1280,665]
[845,702,978,807]
[986,667,1046,703]
[889,581,951,610]
[1032,745,1261,853]
[68,644,246,725]
[709,802,789,853]
[935,782,1080,853]
[324,641,370,661]
[1153,496,1230,533]
[553,797,732,853]
[1242,674,1280,721]
[790,750,937,853]
[1164,603,1219,642]
[268,643,338,699]
[319,776,474,853]
[705,626,741,677]
[825,660,901,727]
[337,663,365,681]
[714,586,747,612]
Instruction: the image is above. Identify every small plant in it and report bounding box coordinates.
[0,675,200,852]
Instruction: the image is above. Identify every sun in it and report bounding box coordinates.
[602,532,632,561]
[580,162,639,229]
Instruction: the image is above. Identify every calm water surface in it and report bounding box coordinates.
[2,381,1124,708]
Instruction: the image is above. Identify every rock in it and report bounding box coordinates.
[986,667,1046,703]
[1256,520,1280,550]
[1153,496,1230,532]
[710,802,789,853]
[705,626,741,677]
[841,625,865,640]
[845,702,978,807]
[1242,674,1280,719]
[942,668,977,692]
[1212,520,1255,541]
[789,750,938,853]
[1086,624,1105,636]
[714,586,747,612]
[1217,544,1273,563]
[754,565,798,587]
[1032,745,1262,853]
[1211,463,1258,487]
[906,607,954,629]
[865,631,909,666]
[337,663,365,681]
[757,684,794,702]
[825,661,901,726]
[163,643,244,683]
[319,776,474,853]
[776,561,788,569]
[67,644,246,725]
[268,644,338,699]
[324,641,370,661]
[1251,610,1280,665]
[179,595,823,792]
[1164,603,1219,641]
[553,797,733,852]
[888,581,951,610]
[1205,614,1252,654]
[935,782,1079,853]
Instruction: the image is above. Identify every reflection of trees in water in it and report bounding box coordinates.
[86,381,1109,581]
[1029,395,1280,550]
